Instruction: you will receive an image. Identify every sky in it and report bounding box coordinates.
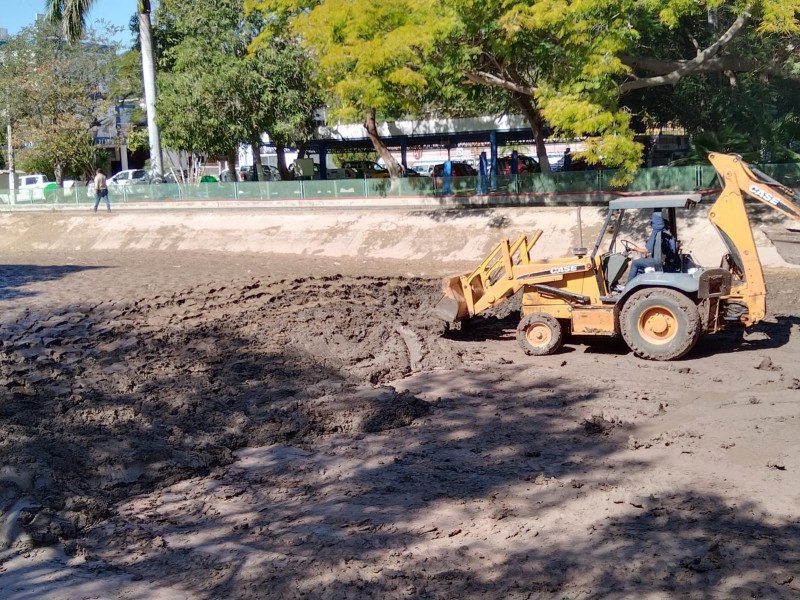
[0,0,136,44]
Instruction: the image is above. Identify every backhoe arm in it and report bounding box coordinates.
[708,153,800,221]
[706,153,800,324]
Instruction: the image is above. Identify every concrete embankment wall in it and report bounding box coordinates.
[0,203,794,268]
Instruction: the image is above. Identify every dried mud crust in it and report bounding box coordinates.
[0,274,462,545]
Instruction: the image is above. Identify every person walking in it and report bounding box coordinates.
[562,147,572,172]
[93,169,110,212]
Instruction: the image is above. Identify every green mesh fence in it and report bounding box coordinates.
[4,162,797,206]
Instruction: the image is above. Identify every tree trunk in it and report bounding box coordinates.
[364,108,402,178]
[138,3,164,177]
[275,143,292,180]
[513,94,551,173]
[464,66,552,173]
[288,141,309,180]
[250,137,264,181]
[54,162,63,186]
[227,149,238,181]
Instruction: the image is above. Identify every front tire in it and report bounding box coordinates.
[620,288,701,360]
[517,313,564,356]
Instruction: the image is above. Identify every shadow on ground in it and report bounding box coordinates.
[0,264,107,301]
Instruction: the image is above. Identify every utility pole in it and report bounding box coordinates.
[2,37,15,205]
[138,1,163,177]
[6,105,15,206]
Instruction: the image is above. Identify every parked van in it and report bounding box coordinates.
[18,174,49,189]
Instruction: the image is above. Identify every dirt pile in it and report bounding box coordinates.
[0,275,461,547]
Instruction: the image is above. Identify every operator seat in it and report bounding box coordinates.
[603,252,629,290]
[653,230,664,271]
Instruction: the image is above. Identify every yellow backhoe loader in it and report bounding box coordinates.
[434,153,800,360]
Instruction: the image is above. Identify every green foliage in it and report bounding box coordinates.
[18,117,99,180]
[1,19,119,182]
[16,155,54,179]
[253,0,800,180]
[460,0,800,176]
[670,127,761,164]
[251,0,453,122]
[673,117,800,165]
[329,150,378,167]
[155,0,320,158]
[108,49,144,102]
[622,4,800,164]
[125,125,150,153]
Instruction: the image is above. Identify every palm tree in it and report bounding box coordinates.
[45,0,164,176]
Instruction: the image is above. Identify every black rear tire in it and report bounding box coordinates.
[620,288,701,360]
[517,312,564,356]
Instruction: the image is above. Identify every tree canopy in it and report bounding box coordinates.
[1,19,118,182]
[47,0,164,175]
[155,0,321,180]
[247,0,455,176]
[248,0,800,178]
[14,0,800,185]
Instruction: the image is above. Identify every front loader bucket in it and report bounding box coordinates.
[764,227,800,265]
[433,232,543,323]
[433,275,469,323]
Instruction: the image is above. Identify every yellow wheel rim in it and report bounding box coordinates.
[526,322,552,347]
[638,306,677,345]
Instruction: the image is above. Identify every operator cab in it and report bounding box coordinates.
[593,194,703,298]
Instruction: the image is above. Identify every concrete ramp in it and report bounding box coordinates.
[0,207,794,268]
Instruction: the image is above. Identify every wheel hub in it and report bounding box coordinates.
[526,323,551,346]
[639,307,676,344]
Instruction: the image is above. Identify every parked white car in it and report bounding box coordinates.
[107,169,149,186]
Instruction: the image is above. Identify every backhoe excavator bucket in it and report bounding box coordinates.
[764,227,800,265]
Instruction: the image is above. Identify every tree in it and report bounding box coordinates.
[154,0,320,181]
[626,71,800,163]
[466,1,800,174]
[423,0,564,172]
[1,20,117,183]
[247,0,454,178]
[46,0,164,176]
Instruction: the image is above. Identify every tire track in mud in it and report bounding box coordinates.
[0,275,461,547]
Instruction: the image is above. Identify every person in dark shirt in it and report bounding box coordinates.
[562,147,572,172]
[625,210,676,284]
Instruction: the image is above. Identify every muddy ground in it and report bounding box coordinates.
[1,249,799,599]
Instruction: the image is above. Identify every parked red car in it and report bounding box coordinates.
[497,154,541,175]
[431,162,478,177]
